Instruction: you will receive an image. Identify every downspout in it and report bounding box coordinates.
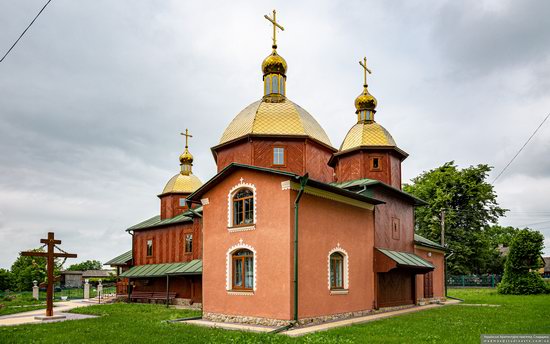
[293,173,309,324]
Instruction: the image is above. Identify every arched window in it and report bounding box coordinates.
[330,252,344,289]
[232,249,254,290]
[233,188,254,226]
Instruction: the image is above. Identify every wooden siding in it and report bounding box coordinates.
[133,218,202,266]
[159,194,190,220]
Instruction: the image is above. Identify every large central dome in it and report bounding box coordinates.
[219,98,332,147]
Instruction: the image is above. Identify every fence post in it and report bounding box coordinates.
[462,275,465,287]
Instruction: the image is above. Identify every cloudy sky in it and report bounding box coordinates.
[1,0,549,269]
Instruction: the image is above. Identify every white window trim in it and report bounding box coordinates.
[328,244,349,291]
[226,239,257,292]
[227,178,257,230]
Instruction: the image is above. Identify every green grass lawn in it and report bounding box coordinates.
[0,293,46,316]
[0,289,548,343]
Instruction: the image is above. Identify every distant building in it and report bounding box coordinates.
[542,257,550,278]
[60,270,115,288]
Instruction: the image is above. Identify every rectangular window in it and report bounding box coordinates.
[179,198,187,207]
[146,239,153,257]
[392,218,400,240]
[273,147,285,165]
[370,156,382,171]
[184,234,193,253]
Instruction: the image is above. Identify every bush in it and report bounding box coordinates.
[498,229,549,295]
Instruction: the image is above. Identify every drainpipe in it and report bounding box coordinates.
[293,173,309,323]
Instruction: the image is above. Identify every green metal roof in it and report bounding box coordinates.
[188,163,384,206]
[105,250,132,266]
[166,259,202,275]
[414,234,445,250]
[377,248,434,269]
[120,260,202,278]
[127,206,203,231]
[331,178,427,206]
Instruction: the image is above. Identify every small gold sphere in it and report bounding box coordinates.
[354,87,377,112]
[262,51,287,76]
[179,148,193,165]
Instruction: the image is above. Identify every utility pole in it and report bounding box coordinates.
[440,209,445,246]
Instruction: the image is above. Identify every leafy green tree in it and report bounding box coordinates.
[10,249,61,291]
[403,162,506,274]
[498,229,549,295]
[67,260,102,271]
[0,268,13,291]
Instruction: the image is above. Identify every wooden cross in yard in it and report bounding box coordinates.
[20,232,77,317]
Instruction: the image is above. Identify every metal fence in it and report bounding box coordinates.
[447,275,501,288]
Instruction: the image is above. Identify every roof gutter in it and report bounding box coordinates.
[293,173,308,323]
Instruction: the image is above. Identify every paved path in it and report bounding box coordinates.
[0,299,98,326]
[180,299,462,336]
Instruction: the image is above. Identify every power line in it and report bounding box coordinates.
[0,0,53,63]
[492,112,550,184]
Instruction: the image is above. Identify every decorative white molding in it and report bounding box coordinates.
[225,239,257,292]
[227,291,254,296]
[227,178,257,229]
[201,198,210,205]
[327,244,349,291]
[281,180,291,190]
[330,290,349,295]
[227,225,256,233]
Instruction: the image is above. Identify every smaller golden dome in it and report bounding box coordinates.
[340,122,396,151]
[179,148,193,165]
[262,50,287,76]
[161,173,203,195]
[355,87,377,113]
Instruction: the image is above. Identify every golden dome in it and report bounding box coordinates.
[340,121,396,151]
[219,98,332,147]
[262,51,287,76]
[161,173,203,195]
[179,148,193,165]
[355,87,377,112]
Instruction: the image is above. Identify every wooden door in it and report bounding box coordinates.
[377,269,415,308]
[424,272,434,298]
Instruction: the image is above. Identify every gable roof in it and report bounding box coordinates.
[414,234,446,251]
[187,163,384,206]
[105,250,132,266]
[126,206,203,232]
[331,178,427,206]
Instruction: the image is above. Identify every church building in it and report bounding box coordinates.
[109,10,446,326]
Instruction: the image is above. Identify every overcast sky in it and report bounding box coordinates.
[1,0,549,269]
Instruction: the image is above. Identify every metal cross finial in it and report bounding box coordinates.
[180,129,192,148]
[359,57,372,86]
[264,9,284,48]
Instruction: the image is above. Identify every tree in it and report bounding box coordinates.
[10,249,61,291]
[498,229,549,295]
[403,162,507,274]
[0,268,13,291]
[67,260,102,271]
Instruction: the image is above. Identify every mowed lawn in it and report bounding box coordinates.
[0,289,548,343]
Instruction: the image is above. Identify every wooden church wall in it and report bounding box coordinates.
[371,190,414,253]
[133,218,202,265]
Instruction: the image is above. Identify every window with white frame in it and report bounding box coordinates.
[273,147,285,166]
[328,245,349,291]
[232,188,254,226]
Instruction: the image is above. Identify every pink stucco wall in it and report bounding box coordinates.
[201,167,377,321]
[201,169,293,320]
[414,247,445,299]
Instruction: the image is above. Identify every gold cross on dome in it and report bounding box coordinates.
[359,57,372,86]
[180,129,192,148]
[264,9,284,48]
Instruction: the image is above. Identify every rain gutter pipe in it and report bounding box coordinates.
[293,173,309,323]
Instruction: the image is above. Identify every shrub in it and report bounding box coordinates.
[498,229,549,295]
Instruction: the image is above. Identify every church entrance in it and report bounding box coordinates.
[424,271,434,298]
[377,269,415,308]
